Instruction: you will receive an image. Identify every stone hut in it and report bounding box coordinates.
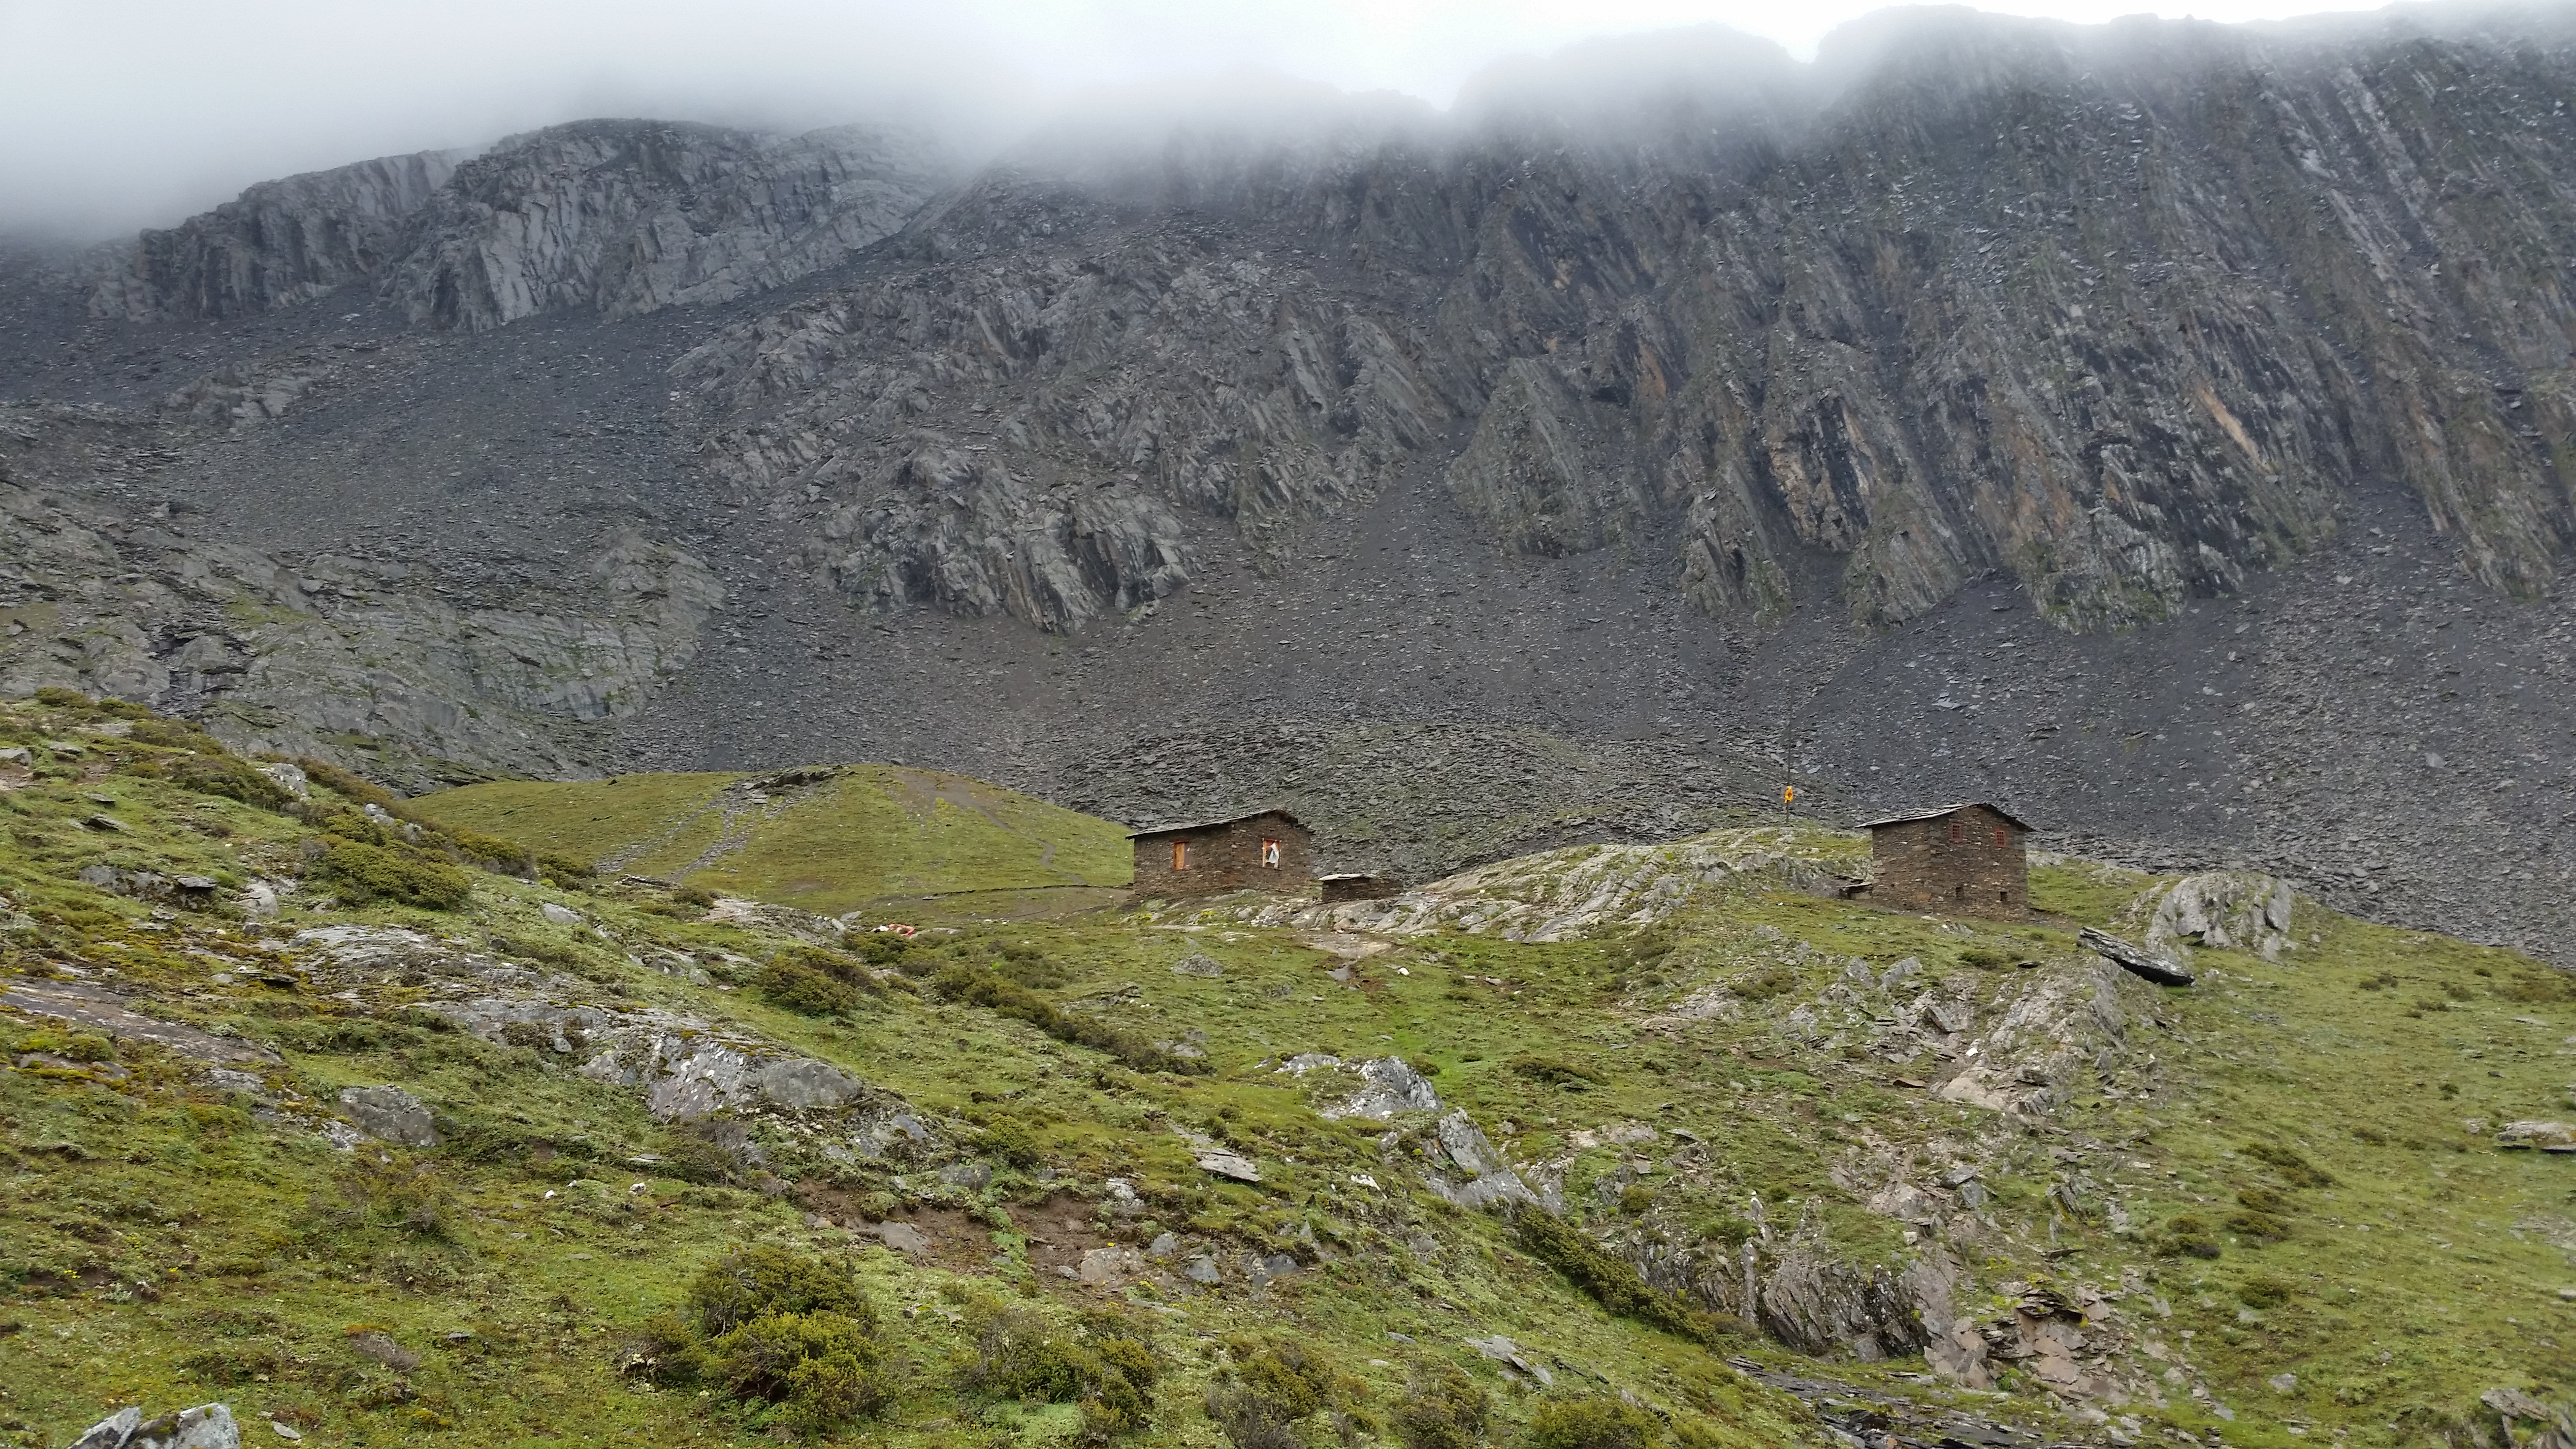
[1127,809,1310,900]
[1859,803,2032,918]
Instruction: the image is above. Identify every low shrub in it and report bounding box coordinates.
[934,966,1204,1074]
[687,1245,871,1335]
[1732,966,1796,1000]
[121,752,297,812]
[959,1304,1159,1440]
[1206,1336,1335,1449]
[1529,1395,1661,1449]
[318,836,474,911]
[1392,1367,1489,1449]
[638,1247,888,1437]
[2225,1209,2292,1243]
[2157,1213,2222,1259]
[2238,1273,2298,1310]
[756,959,861,1016]
[2241,1142,2337,1188]
[294,756,402,810]
[704,1311,889,1432]
[1509,1054,1607,1089]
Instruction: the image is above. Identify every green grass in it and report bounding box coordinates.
[1,692,2572,1449]
[409,766,1133,917]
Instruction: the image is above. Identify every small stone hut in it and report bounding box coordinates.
[1859,802,2032,918]
[1127,809,1311,900]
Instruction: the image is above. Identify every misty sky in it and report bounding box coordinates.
[4,0,2397,241]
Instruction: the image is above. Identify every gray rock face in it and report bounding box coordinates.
[338,1085,439,1148]
[390,120,950,331]
[90,151,459,321]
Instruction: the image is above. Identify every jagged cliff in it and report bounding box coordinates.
[87,149,463,321]
[86,119,952,332]
[670,10,2576,635]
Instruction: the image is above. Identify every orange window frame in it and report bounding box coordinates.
[1171,840,1190,870]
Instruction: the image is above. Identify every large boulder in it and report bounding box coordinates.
[2142,872,2295,961]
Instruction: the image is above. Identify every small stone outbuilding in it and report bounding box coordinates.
[1127,809,1310,900]
[1318,872,1401,903]
[1859,802,2032,918]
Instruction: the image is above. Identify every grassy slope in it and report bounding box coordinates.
[0,702,2569,1449]
[410,766,1134,916]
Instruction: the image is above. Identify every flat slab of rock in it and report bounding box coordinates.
[2497,1120,2576,1152]
[0,979,277,1065]
[1077,1245,1144,1285]
[867,1221,932,1257]
[2079,928,2194,987]
[1177,1128,1261,1182]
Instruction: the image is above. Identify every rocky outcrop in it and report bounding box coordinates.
[2141,871,2295,961]
[1224,828,1860,941]
[389,120,950,330]
[64,1403,239,1449]
[90,151,460,321]
[87,120,947,330]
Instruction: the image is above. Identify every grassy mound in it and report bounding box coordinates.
[409,765,1132,916]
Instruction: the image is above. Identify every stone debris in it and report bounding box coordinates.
[423,995,866,1121]
[1169,952,1224,977]
[1933,962,2127,1118]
